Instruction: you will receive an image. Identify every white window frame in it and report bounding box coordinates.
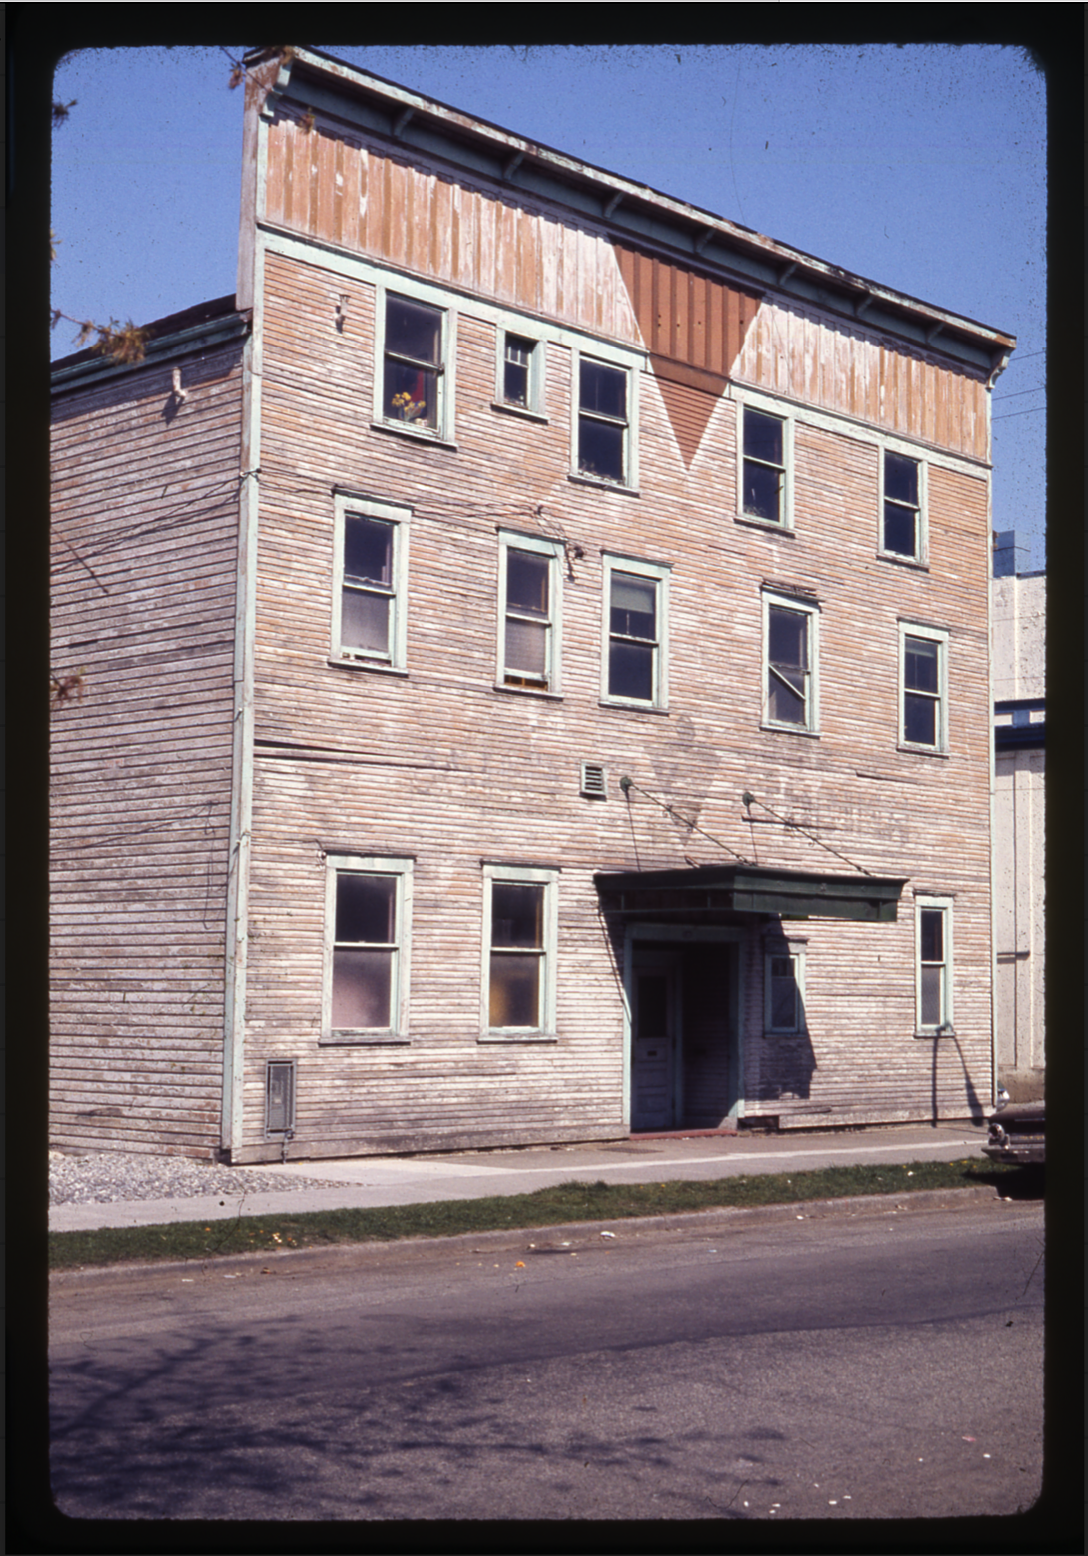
[899,621,949,754]
[372,280,456,444]
[480,863,559,1041]
[570,347,639,491]
[494,330,546,419]
[601,553,670,710]
[914,894,954,1036]
[496,529,563,693]
[764,939,807,1035]
[761,589,820,735]
[879,441,928,564]
[736,393,794,530]
[331,494,411,671]
[321,854,414,1045]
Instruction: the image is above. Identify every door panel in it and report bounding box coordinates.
[631,964,676,1131]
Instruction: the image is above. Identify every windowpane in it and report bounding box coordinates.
[743,461,782,522]
[580,360,626,419]
[507,550,549,616]
[384,359,437,427]
[920,909,944,965]
[920,964,942,1027]
[637,974,670,1039]
[505,617,547,676]
[770,958,798,1029]
[769,670,806,725]
[491,883,543,949]
[489,952,540,1027]
[610,574,656,639]
[332,947,393,1028]
[769,607,808,671]
[342,587,390,654]
[884,451,918,505]
[609,641,654,702]
[386,296,440,363]
[744,409,783,465]
[884,501,916,556]
[579,417,624,481]
[336,873,396,945]
[904,693,937,745]
[344,515,393,585]
[905,637,939,693]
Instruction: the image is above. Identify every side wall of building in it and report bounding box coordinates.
[50,342,245,1156]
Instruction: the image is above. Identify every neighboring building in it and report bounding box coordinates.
[50,46,1015,1161]
[991,532,1045,1101]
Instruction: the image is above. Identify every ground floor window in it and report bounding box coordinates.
[481,863,558,1038]
[322,854,413,1043]
[764,940,807,1034]
[915,895,953,1035]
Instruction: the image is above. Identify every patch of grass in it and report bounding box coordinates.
[49,1158,1031,1272]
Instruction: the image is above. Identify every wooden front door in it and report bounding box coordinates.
[631,956,678,1131]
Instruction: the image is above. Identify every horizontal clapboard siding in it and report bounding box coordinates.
[50,342,245,1158]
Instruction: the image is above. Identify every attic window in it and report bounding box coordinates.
[581,762,607,799]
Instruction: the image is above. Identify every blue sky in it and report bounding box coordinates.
[50,42,1047,568]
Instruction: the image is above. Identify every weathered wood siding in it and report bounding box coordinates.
[234,235,994,1159]
[50,344,244,1157]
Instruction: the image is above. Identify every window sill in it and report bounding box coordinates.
[320,1035,411,1046]
[491,400,548,424]
[896,742,949,758]
[568,471,639,497]
[878,550,929,571]
[493,682,564,701]
[763,1029,807,1039]
[371,420,458,452]
[328,657,409,677]
[761,720,819,738]
[735,513,793,536]
[478,1032,558,1043]
[599,698,669,715]
[913,1028,956,1040]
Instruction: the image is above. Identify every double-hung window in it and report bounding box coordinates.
[380,291,447,436]
[576,355,631,485]
[899,622,948,752]
[497,531,562,691]
[323,855,413,1044]
[765,941,806,1034]
[332,495,409,669]
[482,864,558,1039]
[915,896,953,1034]
[602,555,669,708]
[741,403,789,526]
[498,332,544,415]
[881,448,926,561]
[762,590,819,733]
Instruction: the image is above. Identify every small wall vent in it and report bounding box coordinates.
[265,1060,297,1136]
[580,762,607,799]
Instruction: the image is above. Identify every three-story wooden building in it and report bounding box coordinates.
[50,47,1014,1160]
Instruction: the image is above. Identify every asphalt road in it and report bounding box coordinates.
[49,1194,1043,1525]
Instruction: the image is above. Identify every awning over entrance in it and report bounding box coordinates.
[594,864,907,922]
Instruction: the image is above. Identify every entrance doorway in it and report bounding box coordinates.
[630,953,679,1131]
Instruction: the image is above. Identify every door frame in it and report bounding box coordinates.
[622,923,746,1133]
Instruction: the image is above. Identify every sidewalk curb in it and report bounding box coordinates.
[48,1182,1010,1281]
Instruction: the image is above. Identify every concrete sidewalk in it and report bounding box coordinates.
[49,1122,989,1233]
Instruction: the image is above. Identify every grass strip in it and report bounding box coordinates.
[49,1157,1033,1271]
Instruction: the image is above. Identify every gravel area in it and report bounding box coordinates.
[49,1149,342,1206]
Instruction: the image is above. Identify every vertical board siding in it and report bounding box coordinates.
[50,344,245,1157]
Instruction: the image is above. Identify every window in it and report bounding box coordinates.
[497,531,562,691]
[602,556,669,708]
[482,865,558,1038]
[497,332,543,414]
[322,855,413,1043]
[577,356,630,484]
[332,496,409,669]
[915,897,953,1034]
[381,292,445,435]
[764,942,806,1034]
[882,448,925,560]
[899,623,948,751]
[762,591,819,733]
[741,404,789,525]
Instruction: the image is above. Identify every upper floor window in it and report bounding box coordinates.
[332,495,410,670]
[602,555,669,709]
[899,622,948,752]
[497,531,562,692]
[882,448,926,561]
[322,855,414,1044]
[741,404,789,526]
[577,357,630,485]
[381,293,446,436]
[498,332,544,415]
[762,591,819,733]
